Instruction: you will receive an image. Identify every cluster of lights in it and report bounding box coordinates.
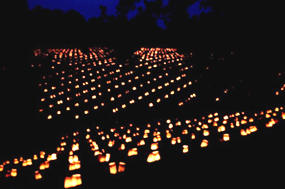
[3,47,282,188]
[110,47,189,111]
[64,132,83,189]
[1,106,284,187]
[1,135,67,180]
[33,47,198,119]
[32,47,282,115]
[34,47,121,119]
[84,106,284,168]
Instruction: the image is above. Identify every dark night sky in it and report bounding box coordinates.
[27,0,212,29]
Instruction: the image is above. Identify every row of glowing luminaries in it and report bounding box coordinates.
[134,47,184,62]
[64,132,83,189]
[36,48,196,119]
[83,107,285,169]
[1,107,284,188]
[0,131,83,188]
[84,106,284,174]
[34,47,114,60]
[0,136,67,180]
[38,47,130,119]
[32,47,115,70]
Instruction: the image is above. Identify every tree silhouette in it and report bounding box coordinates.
[22,0,275,48]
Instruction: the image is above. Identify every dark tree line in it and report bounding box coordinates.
[12,0,276,48]
[5,0,282,49]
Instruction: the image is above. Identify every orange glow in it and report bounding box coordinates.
[13,158,19,164]
[61,147,64,151]
[147,151,161,163]
[171,137,176,145]
[128,148,138,156]
[5,160,10,165]
[223,133,230,141]
[154,135,161,142]
[5,172,11,178]
[39,161,50,170]
[109,162,117,175]
[143,133,148,138]
[223,115,229,120]
[69,161,81,171]
[64,174,82,189]
[94,150,101,156]
[249,126,258,132]
[69,150,74,155]
[166,132,172,138]
[33,154,38,160]
[108,140,115,147]
[240,129,247,136]
[191,133,196,140]
[137,140,145,146]
[47,153,57,161]
[246,128,251,135]
[84,110,89,115]
[35,171,42,180]
[266,119,278,128]
[98,153,110,162]
[22,159,32,167]
[72,143,79,151]
[214,117,219,122]
[0,165,3,172]
[119,143,126,150]
[200,139,208,148]
[177,137,181,143]
[182,145,189,153]
[11,169,17,177]
[282,112,285,119]
[203,130,210,136]
[125,137,132,143]
[202,124,208,129]
[85,134,90,140]
[175,121,181,126]
[151,143,159,150]
[241,120,247,125]
[118,162,126,173]
[235,120,240,127]
[40,151,45,158]
[218,125,226,132]
[272,112,277,117]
